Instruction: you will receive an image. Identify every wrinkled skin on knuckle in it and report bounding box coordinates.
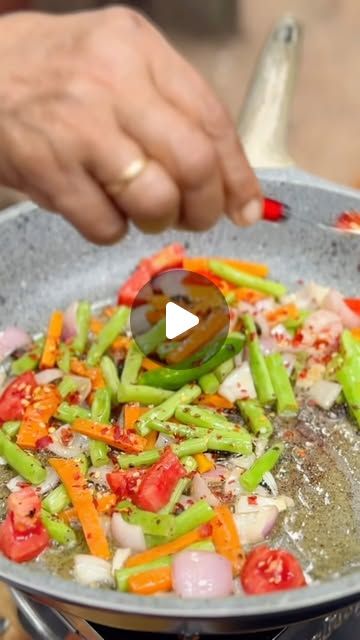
[180,137,217,188]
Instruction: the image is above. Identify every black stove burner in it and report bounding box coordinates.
[93,603,360,640]
[12,589,360,640]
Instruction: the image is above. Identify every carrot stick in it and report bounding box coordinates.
[123,404,149,430]
[40,310,63,369]
[95,492,117,514]
[17,385,60,449]
[266,304,299,326]
[146,309,164,325]
[49,458,110,560]
[59,507,79,524]
[166,310,227,365]
[112,336,131,352]
[90,318,104,335]
[126,527,209,568]
[211,506,245,575]
[70,358,105,390]
[194,453,214,474]
[144,430,158,450]
[198,394,234,409]
[233,288,266,304]
[128,566,172,595]
[351,328,360,341]
[142,358,161,371]
[183,257,268,278]
[104,306,118,317]
[72,418,147,453]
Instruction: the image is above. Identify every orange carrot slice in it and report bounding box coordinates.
[126,527,210,568]
[194,453,214,474]
[212,506,245,575]
[70,358,105,390]
[72,419,147,453]
[233,288,266,304]
[59,508,79,525]
[198,394,234,409]
[141,358,161,372]
[112,336,131,352]
[183,257,268,278]
[49,458,110,560]
[40,310,63,369]
[123,404,149,430]
[17,385,60,449]
[266,304,299,326]
[166,310,227,365]
[128,566,172,595]
[351,328,360,341]
[95,492,117,514]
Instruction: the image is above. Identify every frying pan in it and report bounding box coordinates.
[0,15,359,636]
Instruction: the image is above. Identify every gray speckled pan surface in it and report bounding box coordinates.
[0,168,359,633]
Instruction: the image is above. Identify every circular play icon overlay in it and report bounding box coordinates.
[130,269,230,370]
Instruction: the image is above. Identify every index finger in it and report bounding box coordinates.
[150,46,263,226]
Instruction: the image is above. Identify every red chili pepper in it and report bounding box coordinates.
[35,435,53,451]
[335,212,360,233]
[345,299,360,315]
[117,243,185,306]
[262,198,290,222]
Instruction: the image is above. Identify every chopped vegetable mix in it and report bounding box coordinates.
[0,243,359,598]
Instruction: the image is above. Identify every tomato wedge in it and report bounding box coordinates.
[107,468,146,500]
[241,545,306,594]
[8,486,42,533]
[134,448,186,513]
[117,243,185,306]
[0,513,49,563]
[0,371,36,423]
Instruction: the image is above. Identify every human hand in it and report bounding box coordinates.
[0,8,262,244]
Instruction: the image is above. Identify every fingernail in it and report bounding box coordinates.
[234,198,263,226]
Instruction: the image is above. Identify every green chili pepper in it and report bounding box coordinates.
[139,333,245,390]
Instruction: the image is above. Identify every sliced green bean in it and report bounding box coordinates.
[238,399,273,437]
[240,443,284,492]
[171,499,214,540]
[337,359,360,428]
[118,449,160,469]
[90,388,111,466]
[100,355,121,404]
[137,318,166,356]
[136,384,201,436]
[0,431,46,485]
[118,382,172,406]
[2,421,21,439]
[181,456,198,473]
[58,375,78,399]
[87,306,130,366]
[116,556,171,592]
[42,484,70,514]
[41,509,76,545]
[209,260,287,299]
[215,358,234,382]
[57,343,71,373]
[243,315,275,406]
[72,301,91,355]
[121,341,143,385]
[56,402,91,423]
[125,508,176,537]
[198,372,219,395]
[265,353,298,416]
[160,478,191,514]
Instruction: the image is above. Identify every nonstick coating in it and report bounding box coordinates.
[0,168,359,633]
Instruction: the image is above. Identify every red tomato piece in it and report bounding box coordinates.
[117,244,185,306]
[0,513,49,563]
[107,468,146,500]
[241,545,306,594]
[345,299,360,315]
[134,448,186,513]
[0,372,36,423]
[8,486,42,533]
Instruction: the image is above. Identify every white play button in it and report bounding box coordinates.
[165,301,199,340]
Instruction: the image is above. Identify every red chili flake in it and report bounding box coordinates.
[292,331,304,346]
[335,211,360,233]
[35,435,53,450]
[60,427,73,447]
[74,473,81,481]
[68,392,81,405]
[199,523,213,538]
[298,369,308,379]
[101,427,110,435]
[248,496,258,505]
[113,425,123,441]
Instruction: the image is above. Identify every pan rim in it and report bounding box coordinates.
[0,169,359,618]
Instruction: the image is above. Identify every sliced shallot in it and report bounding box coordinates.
[308,379,342,410]
[111,548,131,575]
[190,473,219,507]
[322,289,360,329]
[47,425,89,458]
[0,326,30,362]
[172,551,233,598]
[62,301,79,341]
[219,362,256,403]
[234,506,279,544]
[34,466,60,496]
[111,513,146,552]
[73,554,113,587]
[35,368,64,385]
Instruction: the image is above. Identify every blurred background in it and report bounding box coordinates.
[0,0,359,210]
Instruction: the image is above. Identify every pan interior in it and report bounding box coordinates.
[0,170,359,620]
